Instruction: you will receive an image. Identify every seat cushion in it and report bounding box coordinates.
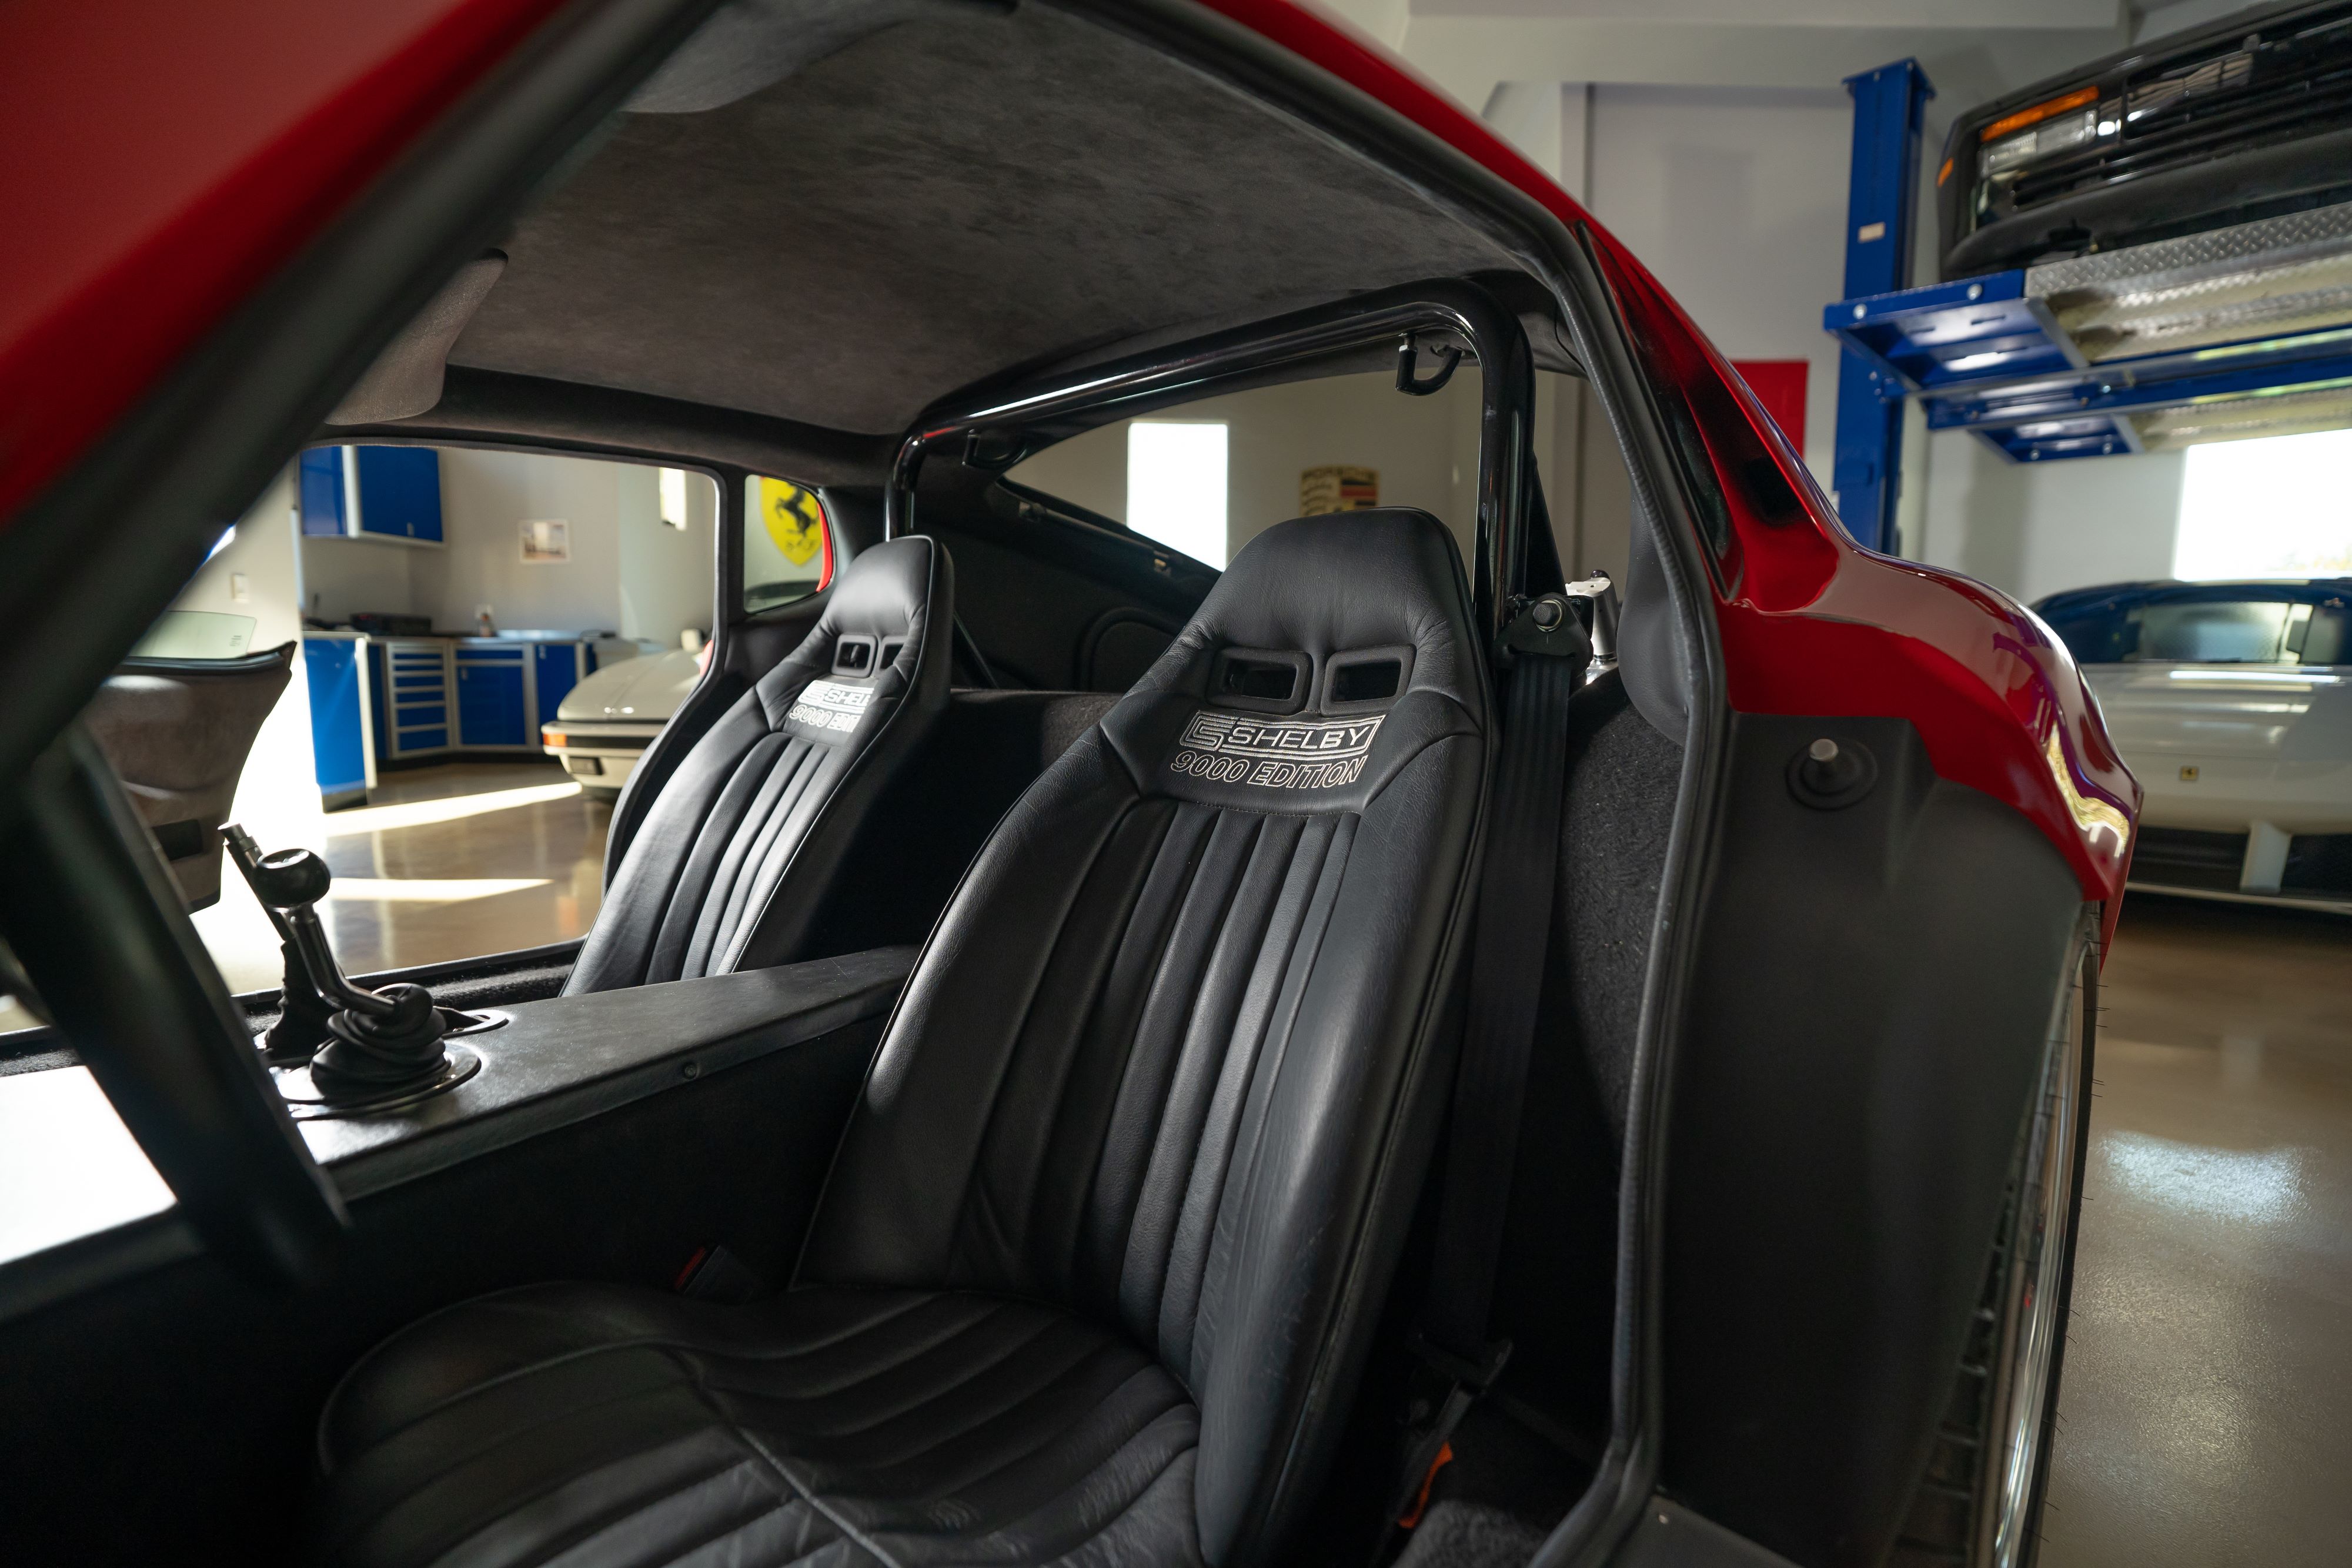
[315,1283,1203,1567]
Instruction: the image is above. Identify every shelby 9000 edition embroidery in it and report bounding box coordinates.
[1171,711,1385,789]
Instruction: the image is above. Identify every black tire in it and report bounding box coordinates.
[1893,911,2097,1567]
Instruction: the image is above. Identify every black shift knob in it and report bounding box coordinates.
[250,847,332,910]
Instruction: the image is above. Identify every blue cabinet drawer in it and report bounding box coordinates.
[456,663,527,747]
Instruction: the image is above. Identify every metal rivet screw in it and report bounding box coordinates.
[1967,282,1983,300]
[1852,303,1866,320]
[681,1061,700,1080]
[1532,599,1563,630]
[1809,738,1839,763]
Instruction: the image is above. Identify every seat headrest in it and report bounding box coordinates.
[1102,509,1488,810]
[753,534,947,735]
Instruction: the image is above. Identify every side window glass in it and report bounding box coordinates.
[745,476,833,612]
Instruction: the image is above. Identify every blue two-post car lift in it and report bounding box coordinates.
[1823,57,2352,552]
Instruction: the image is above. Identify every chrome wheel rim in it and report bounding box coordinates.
[1982,949,2088,1567]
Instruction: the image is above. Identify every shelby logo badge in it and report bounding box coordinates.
[1172,711,1384,790]
[787,678,873,734]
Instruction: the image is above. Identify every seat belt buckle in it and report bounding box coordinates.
[1385,1334,1513,1527]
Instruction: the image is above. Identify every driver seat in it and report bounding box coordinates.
[564,534,953,994]
[310,511,1493,1567]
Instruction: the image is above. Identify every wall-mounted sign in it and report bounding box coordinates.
[758,477,827,566]
[520,518,570,563]
[1300,466,1377,515]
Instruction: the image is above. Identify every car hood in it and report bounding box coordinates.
[2083,663,2352,763]
[556,648,701,723]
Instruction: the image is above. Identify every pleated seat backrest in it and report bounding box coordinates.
[565,535,951,994]
[799,510,1493,1564]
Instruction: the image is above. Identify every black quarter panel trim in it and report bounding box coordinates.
[1658,714,2082,1567]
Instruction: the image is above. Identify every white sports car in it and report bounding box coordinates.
[2037,579,2352,911]
[539,647,703,803]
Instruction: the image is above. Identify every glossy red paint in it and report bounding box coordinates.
[1197,0,2140,936]
[0,0,572,527]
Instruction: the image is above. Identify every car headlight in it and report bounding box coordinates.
[1982,106,2099,176]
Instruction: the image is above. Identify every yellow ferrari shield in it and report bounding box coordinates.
[759,477,827,566]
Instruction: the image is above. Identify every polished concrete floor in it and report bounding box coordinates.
[192,760,609,992]
[2042,895,2352,1567]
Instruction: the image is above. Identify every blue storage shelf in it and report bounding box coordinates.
[1826,273,2352,464]
[1826,271,2082,394]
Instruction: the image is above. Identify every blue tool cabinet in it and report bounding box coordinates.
[313,633,605,805]
[297,446,444,543]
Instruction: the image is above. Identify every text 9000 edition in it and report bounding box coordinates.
[1170,711,1383,790]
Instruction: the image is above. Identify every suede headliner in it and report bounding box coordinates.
[447,2,1515,436]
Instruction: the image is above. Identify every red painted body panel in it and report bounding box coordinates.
[0,0,2137,929]
[0,0,570,526]
[1198,0,2140,934]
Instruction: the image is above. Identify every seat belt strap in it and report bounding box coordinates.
[1386,592,1588,1526]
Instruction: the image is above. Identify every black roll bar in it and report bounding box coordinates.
[884,280,1537,644]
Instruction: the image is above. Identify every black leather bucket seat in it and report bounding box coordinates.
[566,536,953,994]
[312,511,1493,1566]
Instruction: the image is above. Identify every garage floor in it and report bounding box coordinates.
[318,761,612,979]
[190,760,610,993]
[2043,897,2352,1567]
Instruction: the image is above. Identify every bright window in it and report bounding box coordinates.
[1126,421,1229,569]
[2174,429,2352,580]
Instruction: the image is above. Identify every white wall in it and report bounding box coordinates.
[297,449,716,645]
[171,471,308,651]
[1008,370,1486,565]
[617,463,718,643]
[416,449,626,633]
[1585,84,1853,486]
[1917,433,2184,604]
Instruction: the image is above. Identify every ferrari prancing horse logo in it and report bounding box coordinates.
[759,478,827,567]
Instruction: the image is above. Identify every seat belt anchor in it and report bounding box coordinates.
[1386,1333,1514,1527]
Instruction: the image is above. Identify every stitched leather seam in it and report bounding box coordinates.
[1156,814,1339,1381]
[333,1382,750,1563]
[925,1405,1200,1562]
[888,1356,1184,1513]
[710,1402,904,1568]
[695,1308,1065,1445]
[1184,813,1358,1395]
[324,1291,952,1465]
[1093,808,1264,1305]
[946,793,1167,1282]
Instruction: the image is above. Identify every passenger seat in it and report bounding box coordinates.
[564,534,951,993]
[312,509,1493,1566]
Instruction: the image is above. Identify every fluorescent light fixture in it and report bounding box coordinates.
[1127,422,1228,569]
[2174,427,2352,579]
[659,467,690,529]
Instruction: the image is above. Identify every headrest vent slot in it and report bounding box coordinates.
[1209,648,1309,714]
[1323,645,1416,713]
[832,635,878,677]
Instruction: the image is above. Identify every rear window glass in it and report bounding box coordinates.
[1004,367,1482,573]
[2046,596,2348,665]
